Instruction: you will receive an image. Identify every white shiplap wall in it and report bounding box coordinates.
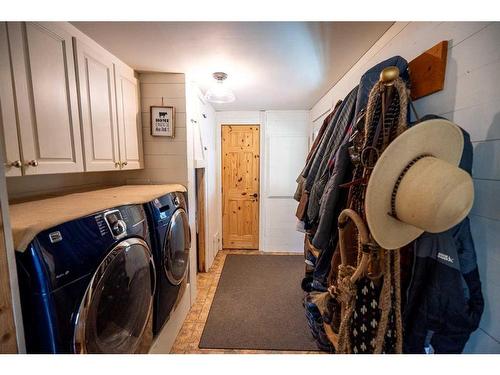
[121,73,188,186]
[6,171,120,201]
[309,21,500,353]
[264,110,309,252]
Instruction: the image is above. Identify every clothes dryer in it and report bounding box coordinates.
[16,205,156,353]
[144,192,190,336]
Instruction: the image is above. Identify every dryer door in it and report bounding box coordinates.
[164,208,191,285]
[73,238,155,354]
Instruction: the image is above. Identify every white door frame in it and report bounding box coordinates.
[216,111,266,251]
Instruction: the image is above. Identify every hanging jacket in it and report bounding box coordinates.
[294,101,342,205]
[308,100,343,164]
[403,120,484,353]
[302,56,411,351]
[311,56,410,287]
[301,100,345,190]
[306,87,358,224]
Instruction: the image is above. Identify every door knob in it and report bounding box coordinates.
[25,159,38,167]
[6,160,22,168]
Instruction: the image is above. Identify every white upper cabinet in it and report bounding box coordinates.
[0,22,143,177]
[0,23,22,177]
[74,38,121,172]
[8,22,84,175]
[115,63,143,170]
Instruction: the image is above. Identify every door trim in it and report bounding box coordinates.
[216,113,266,252]
[220,123,262,250]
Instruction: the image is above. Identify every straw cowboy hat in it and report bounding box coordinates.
[365,119,474,250]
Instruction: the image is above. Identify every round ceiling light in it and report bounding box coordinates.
[204,72,236,104]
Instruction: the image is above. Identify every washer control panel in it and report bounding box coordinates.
[173,195,180,207]
[104,210,127,239]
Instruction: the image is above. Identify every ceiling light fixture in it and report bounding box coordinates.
[204,72,235,104]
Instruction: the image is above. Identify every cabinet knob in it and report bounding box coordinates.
[122,161,128,166]
[115,162,120,168]
[26,159,38,167]
[6,160,22,168]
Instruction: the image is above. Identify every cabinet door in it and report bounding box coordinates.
[74,38,120,172]
[0,23,22,177]
[115,63,143,170]
[8,22,83,175]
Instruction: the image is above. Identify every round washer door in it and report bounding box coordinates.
[73,238,156,354]
[164,208,190,285]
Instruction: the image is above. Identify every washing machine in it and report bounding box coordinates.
[16,204,156,354]
[144,191,191,336]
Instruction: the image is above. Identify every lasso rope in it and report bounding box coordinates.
[336,264,357,353]
[336,75,408,354]
[393,250,403,353]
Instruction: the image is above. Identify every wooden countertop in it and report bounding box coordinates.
[9,184,186,252]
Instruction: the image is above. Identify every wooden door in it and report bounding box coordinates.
[222,125,260,249]
[74,38,120,172]
[115,63,143,170]
[8,22,84,175]
[0,23,22,177]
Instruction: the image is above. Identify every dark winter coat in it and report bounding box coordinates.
[403,125,484,353]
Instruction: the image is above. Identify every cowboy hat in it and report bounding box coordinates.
[365,119,474,250]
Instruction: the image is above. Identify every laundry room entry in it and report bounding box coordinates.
[221,125,260,250]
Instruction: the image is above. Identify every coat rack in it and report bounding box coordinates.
[320,43,449,351]
[314,40,449,124]
[408,40,448,100]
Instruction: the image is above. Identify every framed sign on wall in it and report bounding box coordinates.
[150,106,175,137]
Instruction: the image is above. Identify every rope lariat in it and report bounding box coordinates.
[333,73,408,354]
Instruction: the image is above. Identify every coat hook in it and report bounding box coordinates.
[380,66,400,86]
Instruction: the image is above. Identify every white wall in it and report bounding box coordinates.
[198,100,220,268]
[310,21,500,353]
[216,110,309,253]
[122,72,188,186]
[186,81,220,270]
[263,111,309,252]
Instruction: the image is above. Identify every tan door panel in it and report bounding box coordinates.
[222,125,260,249]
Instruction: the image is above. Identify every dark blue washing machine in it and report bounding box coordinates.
[144,191,191,336]
[16,204,156,353]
